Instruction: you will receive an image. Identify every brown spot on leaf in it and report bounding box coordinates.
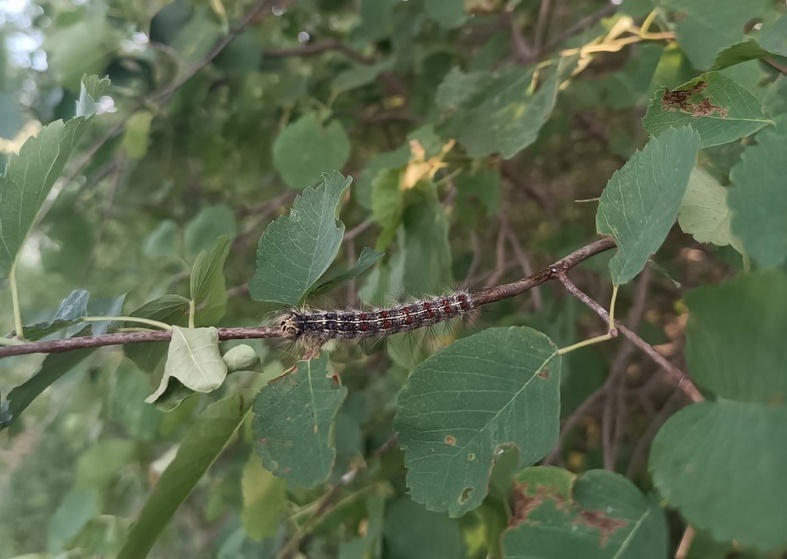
[575,509,628,547]
[661,80,728,118]
[445,435,456,445]
[538,368,550,379]
[467,452,476,461]
[459,487,474,504]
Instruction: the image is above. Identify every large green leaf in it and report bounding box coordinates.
[249,171,352,306]
[190,235,230,326]
[395,327,561,517]
[596,126,700,284]
[713,15,787,69]
[48,488,100,553]
[728,118,787,267]
[118,390,254,559]
[650,400,787,551]
[439,58,571,158]
[184,204,237,261]
[678,166,742,252]
[502,468,667,559]
[659,0,769,69]
[273,113,351,189]
[252,351,347,487]
[0,344,95,430]
[0,75,110,278]
[643,73,771,147]
[145,326,227,403]
[124,295,191,373]
[685,271,787,403]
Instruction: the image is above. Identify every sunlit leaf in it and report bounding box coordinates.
[146,326,227,403]
[678,166,742,252]
[0,75,110,278]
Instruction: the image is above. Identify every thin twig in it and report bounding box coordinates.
[264,39,376,66]
[675,525,695,559]
[0,237,618,358]
[502,213,543,309]
[556,271,703,403]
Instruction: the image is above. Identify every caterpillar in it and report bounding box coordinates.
[277,290,475,342]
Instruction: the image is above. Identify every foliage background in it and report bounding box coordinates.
[0,0,786,557]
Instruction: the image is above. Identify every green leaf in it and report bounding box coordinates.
[108,361,163,441]
[0,345,95,430]
[436,67,489,113]
[713,15,787,69]
[146,326,228,403]
[382,497,463,559]
[118,390,254,559]
[728,119,787,267]
[339,492,387,559]
[143,220,179,258]
[76,439,137,489]
[184,204,237,260]
[249,171,352,306]
[311,246,383,296]
[424,0,466,29]
[395,327,561,517]
[596,126,700,284]
[240,453,287,541]
[660,0,769,69]
[440,60,568,158]
[502,468,668,559]
[650,400,787,551]
[643,72,771,147]
[222,344,259,372]
[402,182,453,296]
[48,488,100,553]
[273,114,351,189]
[122,110,154,159]
[0,75,110,278]
[678,166,743,252]
[685,271,787,403]
[124,295,191,372]
[252,351,348,487]
[190,235,230,326]
[372,169,404,251]
[333,59,395,94]
[19,290,126,340]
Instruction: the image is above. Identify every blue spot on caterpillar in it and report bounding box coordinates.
[278,290,475,342]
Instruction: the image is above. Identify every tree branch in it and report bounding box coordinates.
[556,271,703,403]
[1,237,616,358]
[264,39,376,65]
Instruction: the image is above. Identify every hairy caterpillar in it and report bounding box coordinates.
[277,290,475,342]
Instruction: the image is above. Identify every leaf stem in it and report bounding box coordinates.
[82,316,173,331]
[188,300,196,329]
[9,262,24,340]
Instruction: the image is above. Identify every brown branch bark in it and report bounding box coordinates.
[556,271,703,403]
[1,237,615,358]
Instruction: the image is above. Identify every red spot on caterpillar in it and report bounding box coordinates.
[423,302,434,318]
[442,298,453,315]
